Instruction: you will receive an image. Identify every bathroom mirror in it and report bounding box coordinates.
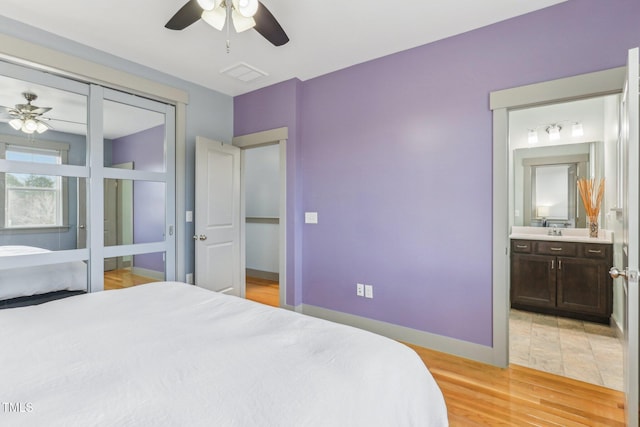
[520,152,589,228]
[508,95,615,229]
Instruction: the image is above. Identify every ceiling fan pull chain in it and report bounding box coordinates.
[226,0,231,53]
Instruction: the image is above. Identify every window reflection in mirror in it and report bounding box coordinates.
[104,251,165,291]
[103,99,166,172]
[0,174,87,250]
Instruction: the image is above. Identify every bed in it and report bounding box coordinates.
[0,245,87,301]
[0,282,448,426]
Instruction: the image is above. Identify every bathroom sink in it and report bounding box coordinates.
[509,226,613,244]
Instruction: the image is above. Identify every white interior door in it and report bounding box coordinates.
[195,137,242,296]
[612,47,639,427]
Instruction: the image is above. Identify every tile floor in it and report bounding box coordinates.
[509,309,624,391]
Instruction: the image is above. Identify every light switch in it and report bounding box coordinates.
[186,211,193,222]
[305,212,318,224]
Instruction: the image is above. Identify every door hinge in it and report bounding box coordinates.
[168,225,174,236]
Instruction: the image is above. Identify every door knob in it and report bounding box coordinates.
[193,234,207,241]
[199,235,207,241]
[609,267,627,279]
[79,224,85,229]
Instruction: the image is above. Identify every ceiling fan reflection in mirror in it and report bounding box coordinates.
[0,92,84,136]
[166,0,289,51]
[3,92,52,134]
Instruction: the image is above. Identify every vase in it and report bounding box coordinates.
[588,216,598,238]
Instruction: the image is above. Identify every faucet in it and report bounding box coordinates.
[547,225,562,236]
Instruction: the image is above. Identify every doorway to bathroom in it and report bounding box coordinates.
[507,94,624,390]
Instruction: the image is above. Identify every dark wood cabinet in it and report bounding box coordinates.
[510,239,613,323]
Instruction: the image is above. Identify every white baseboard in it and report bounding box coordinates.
[611,313,624,340]
[132,267,165,281]
[300,304,495,365]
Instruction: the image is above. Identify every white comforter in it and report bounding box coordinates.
[0,282,448,426]
[0,246,87,300]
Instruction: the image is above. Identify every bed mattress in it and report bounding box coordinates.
[0,282,448,426]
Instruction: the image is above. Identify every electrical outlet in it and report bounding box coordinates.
[186,273,194,284]
[356,283,365,297]
[364,284,373,299]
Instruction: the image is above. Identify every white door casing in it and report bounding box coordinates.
[195,137,241,296]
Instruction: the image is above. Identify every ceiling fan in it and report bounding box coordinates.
[1,92,53,134]
[165,0,289,47]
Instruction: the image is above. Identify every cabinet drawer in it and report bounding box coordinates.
[511,240,532,253]
[536,241,577,256]
[581,244,609,259]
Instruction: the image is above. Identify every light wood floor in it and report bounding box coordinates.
[246,280,626,426]
[104,269,160,290]
[246,276,280,307]
[103,272,627,424]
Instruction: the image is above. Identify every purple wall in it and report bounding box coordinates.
[234,0,640,346]
[112,125,165,274]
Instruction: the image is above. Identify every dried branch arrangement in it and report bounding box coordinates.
[577,178,605,219]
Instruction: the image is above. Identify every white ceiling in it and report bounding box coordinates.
[0,0,567,97]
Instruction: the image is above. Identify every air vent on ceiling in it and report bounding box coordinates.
[220,62,268,83]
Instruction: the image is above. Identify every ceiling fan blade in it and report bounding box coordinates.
[165,0,203,30]
[31,107,52,115]
[253,2,289,46]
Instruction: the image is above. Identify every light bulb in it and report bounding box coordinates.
[23,119,38,132]
[237,0,258,17]
[572,122,584,137]
[36,121,48,134]
[547,124,561,141]
[202,7,227,30]
[197,0,217,11]
[9,118,23,130]
[232,9,256,32]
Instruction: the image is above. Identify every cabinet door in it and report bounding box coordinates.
[556,257,609,316]
[511,253,556,308]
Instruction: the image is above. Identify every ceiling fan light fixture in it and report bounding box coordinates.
[237,0,259,18]
[36,121,49,134]
[202,7,226,30]
[23,118,38,133]
[232,10,256,32]
[9,118,23,130]
[196,0,217,11]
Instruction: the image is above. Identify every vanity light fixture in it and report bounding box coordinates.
[526,121,584,144]
[546,124,562,141]
[571,122,584,137]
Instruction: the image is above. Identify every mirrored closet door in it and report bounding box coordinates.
[0,60,175,306]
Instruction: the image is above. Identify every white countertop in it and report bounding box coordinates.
[510,226,613,244]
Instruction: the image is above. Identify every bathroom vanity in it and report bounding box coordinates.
[509,226,613,324]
